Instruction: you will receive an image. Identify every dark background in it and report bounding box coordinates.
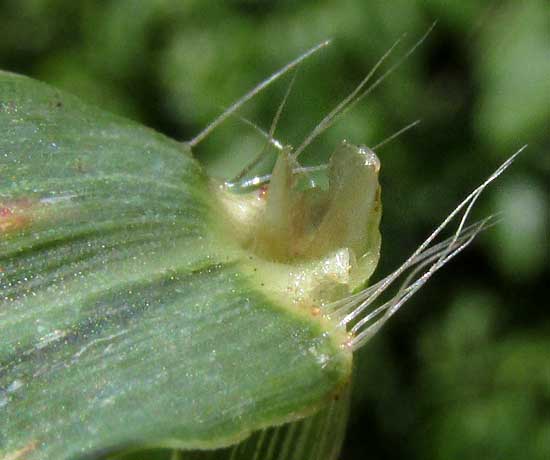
[1,1,548,458]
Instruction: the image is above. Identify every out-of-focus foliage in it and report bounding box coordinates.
[0,0,548,458]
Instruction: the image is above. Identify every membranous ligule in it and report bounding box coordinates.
[215,141,381,316]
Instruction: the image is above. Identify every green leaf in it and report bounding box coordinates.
[0,72,352,459]
[111,385,350,460]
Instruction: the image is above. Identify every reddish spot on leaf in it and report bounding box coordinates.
[258,185,269,200]
[0,199,35,234]
[2,440,38,460]
[310,306,321,317]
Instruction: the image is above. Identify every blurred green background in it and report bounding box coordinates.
[1,0,548,458]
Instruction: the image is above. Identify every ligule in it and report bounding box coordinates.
[251,142,381,266]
